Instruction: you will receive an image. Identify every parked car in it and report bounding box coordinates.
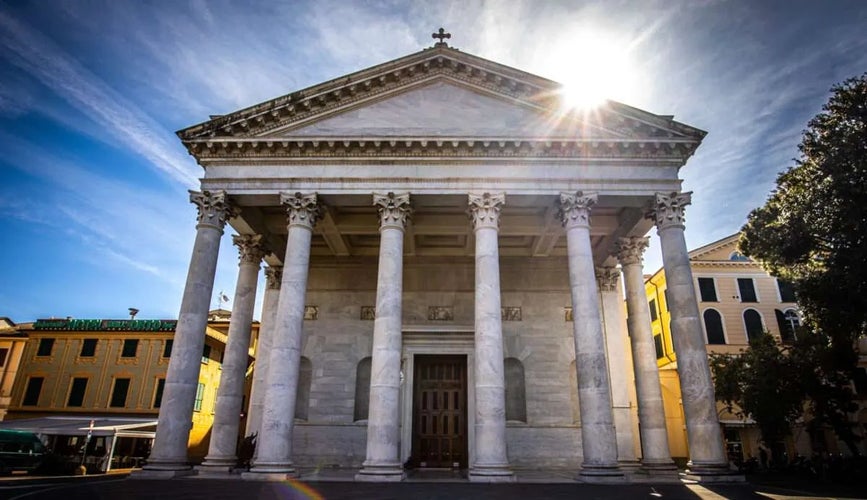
[0,430,48,474]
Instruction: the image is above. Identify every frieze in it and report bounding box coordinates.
[360,306,376,320]
[501,307,522,321]
[303,306,319,321]
[428,306,454,321]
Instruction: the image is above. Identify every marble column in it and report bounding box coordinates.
[649,192,732,478]
[357,192,411,482]
[559,192,623,480]
[595,267,639,467]
[245,193,320,480]
[139,190,237,477]
[467,192,515,482]
[614,237,677,474]
[245,265,282,438]
[199,234,268,474]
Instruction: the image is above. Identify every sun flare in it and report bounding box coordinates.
[542,31,636,110]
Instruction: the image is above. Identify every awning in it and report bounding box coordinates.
[0,416,157,438]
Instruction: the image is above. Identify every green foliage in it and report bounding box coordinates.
[739,73,866,452]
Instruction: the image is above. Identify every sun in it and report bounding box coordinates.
[541,31,636,110]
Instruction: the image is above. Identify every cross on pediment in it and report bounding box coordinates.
[432,27,451,47]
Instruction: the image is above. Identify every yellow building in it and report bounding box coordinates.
[1,312,257,468]
[645,233,801,465]
[0,317,28,421]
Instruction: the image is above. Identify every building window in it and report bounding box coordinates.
[67,377,88,407]
[654,334,665,359]
[729,252,750,262]
[110,378,131,408]
[296,357,312,421]
[504,358,527,423]
[202,344,211,364]
[36,338,55,357]
[737,278,758,302]
[743,309,764,341]
[703,309,726,345]
[23,377,44,406]
[649,299,658,321]
[0,347,8,367]
[80,339,98,357]
[162,339,173,358]
[775,309,800,343]
[121,339,139,358]
[698,277,718,302]
[778,280,797,303]
[154,379,166,408]
[353,357,371,421]
[194,383,205,412]
[663,289,670,311]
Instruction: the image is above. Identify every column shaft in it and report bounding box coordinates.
[357,192,410,481]
[560,192,622,480]
[200,235,266,473]
[596,268,639,465]
[651,192,729,476]
[616,237,676,473]
[141,190,235,476]
[246,193,319,480]
[246,266,282,438]
[468,193,514,482]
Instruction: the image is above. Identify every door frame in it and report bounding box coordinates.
[400,327,475,467]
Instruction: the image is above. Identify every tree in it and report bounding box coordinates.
[739,73,866,453]
[710,335,804,448]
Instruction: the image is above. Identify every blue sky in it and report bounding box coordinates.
[1,0,865,321]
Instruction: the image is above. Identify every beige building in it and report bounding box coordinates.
[0,317,28,421]
[1,314,257,467]
[647,233,867,463]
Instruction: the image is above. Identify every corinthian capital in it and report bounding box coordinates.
[373,192,411,230]
[468,192,505,230]
[264,266,283,290]
[595,267,621,292]
[280,192,321,229]
[614,236,650,266]
[233,234,268,265]
[558,191,597,229]
[189,190,239,229]
[647,192,691,231]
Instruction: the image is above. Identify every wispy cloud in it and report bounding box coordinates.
[0,9,198,186]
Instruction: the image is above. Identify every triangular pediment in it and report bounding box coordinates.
[690,234,754,262]
[178,46,706,161]
[272,80,625,139]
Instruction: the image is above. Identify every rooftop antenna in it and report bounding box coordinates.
[128,308,139,320]
[216,291,230,310]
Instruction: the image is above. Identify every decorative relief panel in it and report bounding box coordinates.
[360,306,376,321]
[501,307,522,321]
[304,306,319,321]
[565,307,573,322]
[428,306,454,321]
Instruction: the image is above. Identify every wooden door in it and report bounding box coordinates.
[411,355,468,468]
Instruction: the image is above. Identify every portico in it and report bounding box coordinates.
[137,34,734,482]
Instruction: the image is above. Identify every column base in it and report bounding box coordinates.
[355,462,406,482]
[579,463,624,483]
[617,459,641,473]
[468,464,515,483]
[641,459,679,474]
[243,460,297,480]
[195,463,238,476]
[681,461,744,483]
[131,463,195,479]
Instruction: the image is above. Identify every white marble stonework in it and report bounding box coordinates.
[138,190,237,478]
[615,237,677,475]
[148,41,724,484]
[245,265,282,438]
[650,192,734,480]
[199,234,267,474]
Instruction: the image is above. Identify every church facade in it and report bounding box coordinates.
[137,35,735,482]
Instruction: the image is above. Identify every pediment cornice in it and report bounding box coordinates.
[177,46,706,158]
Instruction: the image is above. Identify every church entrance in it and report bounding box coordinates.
[410,354,468,469]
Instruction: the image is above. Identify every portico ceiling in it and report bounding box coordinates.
[227,193,653,267]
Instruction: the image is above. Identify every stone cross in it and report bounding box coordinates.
[432,28,451,47]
